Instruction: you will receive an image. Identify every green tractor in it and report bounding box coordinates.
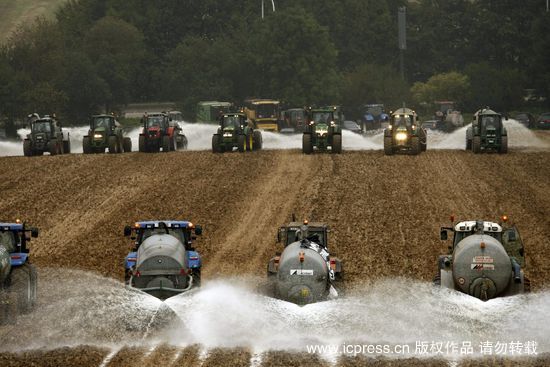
[466,108,508,154]
[82,114,131,154]
[23,115,71,156]
[383,108,427,155]
[302,107,342,154]
[212,113,262,153]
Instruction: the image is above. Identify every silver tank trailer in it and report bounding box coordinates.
[131,233,192,299]
[440,234,525,300]
[275,241,331,304]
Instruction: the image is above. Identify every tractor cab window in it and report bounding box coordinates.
[222,116,242,130]
[146,116,165,128]
[286,228,326,246]
[481,115,500,130]
[32,121,52,133]
[256,104,277,118]
[311,112,332,124]
[139,227,188,245]
[393,115,412,127]
[92,117,113,129]
[0,231,15,247]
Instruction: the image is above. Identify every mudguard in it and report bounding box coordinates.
[125,252,137,270]
[186,251,201,269]
[9,253,28,267]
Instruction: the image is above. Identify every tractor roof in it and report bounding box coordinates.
[0,223,24,231]
[285,222,328,230]
[454,221,502,233]
[392,108,416,115]
[198,101,232,107]
[134,221,193,229]
[475,108,500,116]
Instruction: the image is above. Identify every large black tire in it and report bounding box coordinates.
[23,140,32,157]
[421,136,427,151]
[332,134,342,154]
[180,135,188,150]
[302,133,313,154]
[11,264,37,314]
[433,273,441,286]
[212,135,221,153]
[253,130,262,150]
[82,136,92,154]
[237,134,246,152]
[162,136,171,152]
[383,136,393,155]
[245,133,253,151]
[139,135,146,152]
[49,140,58,156]
[472,136,481,153]
[123,137,132,152]
[63,138,71,154]
[108,136,118,154]
[466,137,472,150]
[169,135,176,151]
[500,136,508,154]
[410,136,420,155]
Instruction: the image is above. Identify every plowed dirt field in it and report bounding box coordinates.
[0,146,548,366]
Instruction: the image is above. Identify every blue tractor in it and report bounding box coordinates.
[0,220,39,324]
[123,220,202,300]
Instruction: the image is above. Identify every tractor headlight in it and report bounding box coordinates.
[388,125,392,130]
[395,132,408,141]
[330,121,335,126]
[309,121,315,125]
[223,133,232,137]
[94,133,103,139]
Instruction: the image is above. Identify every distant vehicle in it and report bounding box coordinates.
[212,112,262,153]
[23,115,71,156]
[82,114,131,154]
[244,99,281,132]
[383,108,427,155]
[421,120,439,130]
[536,112,550,129]
[196,101,233,123]
[361,104,388,130]
[302,107,342,154]
[139,112,187,152]
[280,108,307,133]
[514,112,535,128]
[342,120,362,134]
[434,101,464,130]
[466,108,508,153]
[168,110,184,123]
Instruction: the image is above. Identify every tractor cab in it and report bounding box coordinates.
[144,113,169,133]
[277,221,329,249]
[31,118,57,135]
[281,108,307,133]
[0,221,39,258]
[390,108,417,130]
[124,221,202,251]
[91,115,118,134]
[220,113,247,132]
[468,108,508,153]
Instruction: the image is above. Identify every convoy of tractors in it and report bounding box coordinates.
[1,101,533,326]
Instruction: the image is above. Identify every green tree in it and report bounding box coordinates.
[410,71,470,106]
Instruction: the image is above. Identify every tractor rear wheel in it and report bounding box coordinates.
[421,136,427,151]
[466,137,472,150]
[411,136,420,155]
[82,137,91,154]
[472,136,481,153]
[49,140,58,155]
[302,133,313,154]
[238,134,246,152]
[63,138,71,154]
[500,136,508,154]
[162,136,171,152]
[383,136,394,155]
[246,133,253,151]
[23,140,32,156]
[11,263,37,314]
[253,130,262,150]
[212,135,221,153]
[139,135,146,152]
[332,134,342,154]
[123,137,132,152]
[108,136,118,154]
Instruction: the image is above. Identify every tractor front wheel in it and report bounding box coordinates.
[123,137,132,152]
[82,136,92,154]
[383,136,393,155]
[108,136,118,154]
[472,136,481,153]
[253,130,262,150]
[411,136,420,155]
[138,135,146,152]
[238,134,246,152]
[302,133,313,154]
[162,136,171,152]
[212,135,221,153]
[500,136,508,154]
[23,140,32,156]
[49,140,58,155]
[332,134,342,154]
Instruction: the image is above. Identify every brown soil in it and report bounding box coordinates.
[0,148,548,365]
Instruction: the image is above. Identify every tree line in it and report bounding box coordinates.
[0,0,548,125]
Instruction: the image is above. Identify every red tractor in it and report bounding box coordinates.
[138,112,187,152]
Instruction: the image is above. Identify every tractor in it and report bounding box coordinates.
[302,107,342,154]
[212,112,262,153]
[0,220,39,324]
[383,108,427,155]
[244,99,281,132]
[466,108,508,154]
[362,104,389,131]
[267,219,343,305]
[435,215,529,301]
[280,108,307,133]
[82,114,132,154]
[196,101,233,123]
[138,112,187,152]
[23,115,71,156]
[123,220,203,300]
